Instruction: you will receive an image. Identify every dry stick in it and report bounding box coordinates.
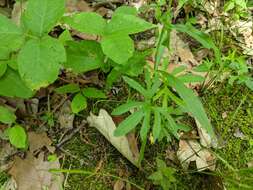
[39,95,69,128]
[56,123,86,148]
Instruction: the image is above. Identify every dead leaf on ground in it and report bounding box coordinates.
[114,180,125,190]
[196,120,218,148]
[57,100,75,129]
[87,109,140,167]
[177,139,216,171]
[8,152,63,190]
[0,143,16,171]
[66,0,93,13]
[28,132,55,153]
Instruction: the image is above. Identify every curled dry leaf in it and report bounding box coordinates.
[87,109,139,167]
[177,140,216,171]
[8,152,63,190]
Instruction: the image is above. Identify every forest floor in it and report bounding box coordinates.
[0,0,253,190]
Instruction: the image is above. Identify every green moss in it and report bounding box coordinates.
[203,84,253,168]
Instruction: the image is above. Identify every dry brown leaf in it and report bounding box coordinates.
[177,140,216,171]
[196,120,218,148]
[28,132,55,153]
[8,152,63,190]
[66,0,93,13]
[87,109,139,167]
[58,100,75,129]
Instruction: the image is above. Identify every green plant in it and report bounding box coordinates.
[54,84,107,114]
[149,158,176,190]
[0,106,27,148]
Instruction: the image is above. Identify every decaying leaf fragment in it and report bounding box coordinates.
[177,139,216,171]
[87,109,139,167]
[8,152,63,190]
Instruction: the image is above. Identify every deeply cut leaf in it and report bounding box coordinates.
[18,36,66,90]
[22,0,65,36]
[114,110,144,136]
[112,101,144,115]
[164,73,214,137]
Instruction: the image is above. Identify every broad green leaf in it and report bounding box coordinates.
[22,0,65,36]
[0,61,7,77]
[113,6,138,16]
[164,73,214,137]
[63,12,106,35]
[64,41,104,73]
[59,29,73,45]
[0,106,16,124]
[112,101,144,115]
[81,87,106,99]
[0,14,24,58]
[105,13,155,35]
[153,108,161,141]
[123,76,147,96]
[8,125,27,149]
[114,110,144,136]
[140,109,151,141]
[71,93,87,114]
[54,84,80,94]
[18,36,66,90]
[101,34,134,64]
[0,68,33,98]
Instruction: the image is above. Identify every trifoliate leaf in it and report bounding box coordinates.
[22,0,65,36]
[63,12,106,35]
[0,68,33,98]
[18,36,66,90]
[101,34,134,64]
[64,41,104,73]
[0,14,24,59]
[105,13,155,35]
[0,61,7,78]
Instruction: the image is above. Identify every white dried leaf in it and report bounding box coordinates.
[87,109,139,167]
